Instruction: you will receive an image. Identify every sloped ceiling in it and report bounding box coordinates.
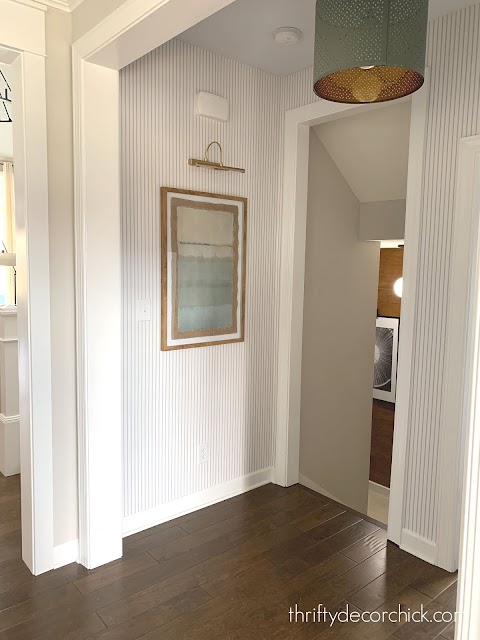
[314,101,412,203]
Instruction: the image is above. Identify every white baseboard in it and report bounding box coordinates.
[400,529,437,565]
[369,481,391,498]
[298,473,343,505]
[122,467,274,537]
[53,539,79,569]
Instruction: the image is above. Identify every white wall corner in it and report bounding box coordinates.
[53,539,78,569]
[123,468,273,538]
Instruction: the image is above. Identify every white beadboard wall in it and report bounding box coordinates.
[121,5,480,553]
[404,4,480,543]
[120,39,282,520]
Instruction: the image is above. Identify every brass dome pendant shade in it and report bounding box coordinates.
[313,0,429,104]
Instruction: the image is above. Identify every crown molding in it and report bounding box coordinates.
[68,0,85,10]
[9,0,86,12]
[9,0,47,12]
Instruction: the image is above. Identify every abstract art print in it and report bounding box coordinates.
[373,317,399,403]
[161,188,247,350]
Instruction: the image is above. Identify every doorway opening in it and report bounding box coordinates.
[298,100,411,529]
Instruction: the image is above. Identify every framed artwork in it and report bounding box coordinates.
[373,317,399,403]
[161,187,247,350]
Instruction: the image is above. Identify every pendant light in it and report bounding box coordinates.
[313,0,429,104]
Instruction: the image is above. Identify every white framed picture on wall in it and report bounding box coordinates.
[373,316,399,403]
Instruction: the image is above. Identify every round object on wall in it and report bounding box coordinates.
[394,277,403,298]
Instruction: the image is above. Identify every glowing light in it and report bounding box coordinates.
[394,277,403,298]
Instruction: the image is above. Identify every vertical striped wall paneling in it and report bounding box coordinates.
[121,5,479,545]
[404,5,480,543]
[120,40,282,517]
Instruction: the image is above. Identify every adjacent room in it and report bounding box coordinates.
[300,101,410,527]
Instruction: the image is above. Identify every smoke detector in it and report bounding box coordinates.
[273,28,302,45]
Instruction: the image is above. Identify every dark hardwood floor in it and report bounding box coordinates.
[370,400,395,488]
[0,476,457,639]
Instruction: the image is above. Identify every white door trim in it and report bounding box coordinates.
[274,98,395,487]
[273,89,427,504]
[450,136,480,639]
[72,0,241,570]
[1,0,55,575]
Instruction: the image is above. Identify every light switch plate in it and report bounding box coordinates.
[136,299,151,322]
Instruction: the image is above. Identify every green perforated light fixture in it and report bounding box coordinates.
[313,0,429,103]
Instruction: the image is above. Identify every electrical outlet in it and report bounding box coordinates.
[136,299,151,322]
[198,443,209,465]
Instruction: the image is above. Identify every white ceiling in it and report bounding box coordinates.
[180,0,479,76]
[314,101,412,203]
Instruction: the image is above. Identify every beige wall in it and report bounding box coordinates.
[300,130,380,514]
[45,8,77,546]
[72,0,128,41]
[359,199,406,242]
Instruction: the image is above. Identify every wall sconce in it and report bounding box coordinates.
[394,277,403,298]
[188,141,245,174]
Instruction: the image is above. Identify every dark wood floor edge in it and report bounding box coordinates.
[296,483,388,531]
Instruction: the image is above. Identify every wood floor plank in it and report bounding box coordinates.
[0,567,76,610]
[441,622,456,639]
[91,586,211,640]
[409,564,458,601]
[0,583,82,633]
[291,504,346,532]
[136,588,250,640]
[348,554,432,612]
[307,512,364,542]
[123,526,188,556]
[74,553,159,595]
[1,607,106,640]
[391,600,451,640]
[0,558,27,579]
[298,521,380,567]
[340,529,388,564]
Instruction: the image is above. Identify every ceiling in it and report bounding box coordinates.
[314,101,411,203]
[180,0,479,76]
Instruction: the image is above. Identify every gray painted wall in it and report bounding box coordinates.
[300,130,380,514]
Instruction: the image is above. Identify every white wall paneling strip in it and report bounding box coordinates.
[120,40,280,521]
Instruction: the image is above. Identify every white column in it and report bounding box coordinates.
[12,51,54,575]
[73,56,122,569]
[0,306,19,476]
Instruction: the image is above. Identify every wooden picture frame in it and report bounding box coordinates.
[161,187,247,351]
